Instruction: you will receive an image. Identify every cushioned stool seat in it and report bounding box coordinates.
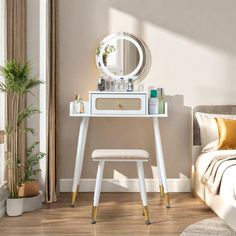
[91,149,150,225]
[92,149,149,161]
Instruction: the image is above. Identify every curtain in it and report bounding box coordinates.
[6,0,27,165]
[45,0,59,203]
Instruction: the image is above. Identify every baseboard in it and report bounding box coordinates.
[59,178,190,192]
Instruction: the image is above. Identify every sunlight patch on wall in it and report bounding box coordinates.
[113,170,128,180]
[141,22,236,106]
[109,8,138,35]
[108,7,236,106]
[151,165,158,179]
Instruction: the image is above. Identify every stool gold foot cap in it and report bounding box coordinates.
[143,206,150,224]
[145,220,151,225]
[91,219,96,224]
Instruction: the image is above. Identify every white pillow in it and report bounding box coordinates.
[202,140,218,152]
[195,112,236,147]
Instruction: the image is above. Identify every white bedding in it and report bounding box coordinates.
[196,150,236,200]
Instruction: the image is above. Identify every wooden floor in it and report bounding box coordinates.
[0,193,215,236]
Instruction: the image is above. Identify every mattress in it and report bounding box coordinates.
[196,150,236,200]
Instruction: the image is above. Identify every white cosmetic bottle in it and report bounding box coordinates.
[148,90,159,114]
[70,94,81,114]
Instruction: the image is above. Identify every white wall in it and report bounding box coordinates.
[59,0,236,181]
[26,0,236,185]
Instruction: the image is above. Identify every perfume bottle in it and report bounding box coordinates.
[79,97,84,113]
[119,78,125,91]
[158,88,165,114]
[109,78,115,91]
[97,74,106,91]
[127,78,134,92]
[72,94,81,114]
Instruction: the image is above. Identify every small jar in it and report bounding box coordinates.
[119,78,125,91]
[127,78,134,92]
[109,78,115,92]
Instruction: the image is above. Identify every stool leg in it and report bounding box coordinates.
[91,161,105,224]
[136,161,151,225]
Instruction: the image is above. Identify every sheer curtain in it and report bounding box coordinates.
[6,0,27,168]
[46,0,59,203]
[0,0,6,184]
[39,0,59,203]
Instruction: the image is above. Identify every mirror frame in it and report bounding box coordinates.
[96,32,147,80]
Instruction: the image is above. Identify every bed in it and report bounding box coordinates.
[192,105,236,231]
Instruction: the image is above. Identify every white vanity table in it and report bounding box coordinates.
[70,32,170,208]
[70,91,170,208]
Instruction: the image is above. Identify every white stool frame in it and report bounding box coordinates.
[91,159,150,224]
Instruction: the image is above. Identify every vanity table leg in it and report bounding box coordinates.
[153,117,170,208]
[71,117,89,207]
[157,164,164,197]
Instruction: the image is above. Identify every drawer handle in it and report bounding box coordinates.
[116,103,123,109]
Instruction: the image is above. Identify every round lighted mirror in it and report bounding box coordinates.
[96,32,147,80]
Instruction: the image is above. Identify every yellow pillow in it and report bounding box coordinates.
[215,118,236,150]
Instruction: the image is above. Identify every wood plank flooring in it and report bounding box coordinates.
[0,193,215,236]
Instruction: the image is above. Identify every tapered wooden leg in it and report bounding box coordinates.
[153,117,170,208]
[71,117,89,207]
[91,161,105,224]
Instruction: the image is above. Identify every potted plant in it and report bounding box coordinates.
[0,60,43,216]
[96,43,115,66]
[18,141,45,198]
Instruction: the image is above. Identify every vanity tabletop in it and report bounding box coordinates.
[69,113,168,118]
[89,91,148,94]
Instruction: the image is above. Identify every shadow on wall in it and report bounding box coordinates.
[110,0,236,55]
[79,94,191,179]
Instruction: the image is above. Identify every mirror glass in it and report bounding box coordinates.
[96,32,147,80]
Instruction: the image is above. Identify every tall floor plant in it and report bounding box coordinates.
[0,60,42,198]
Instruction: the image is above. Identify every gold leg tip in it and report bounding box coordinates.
[143,206,150,223]
[145,220,151,225]
[91,219,96,224]
[164,193,171,208]
[91,206,98,223]
[71,192,77,207]
[159,185,164,197]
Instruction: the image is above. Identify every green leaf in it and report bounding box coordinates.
[19,127,35,135]
[5,125,13,135]
[17,105,40,126]
[23,77,43,94]
[0,60,43,95]
[20,141,46,183]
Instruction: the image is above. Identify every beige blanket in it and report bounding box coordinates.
[201,154,236,194]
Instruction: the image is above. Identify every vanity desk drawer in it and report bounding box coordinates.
[90,92,147,115]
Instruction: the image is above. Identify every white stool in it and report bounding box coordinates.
[91,149,151,225]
